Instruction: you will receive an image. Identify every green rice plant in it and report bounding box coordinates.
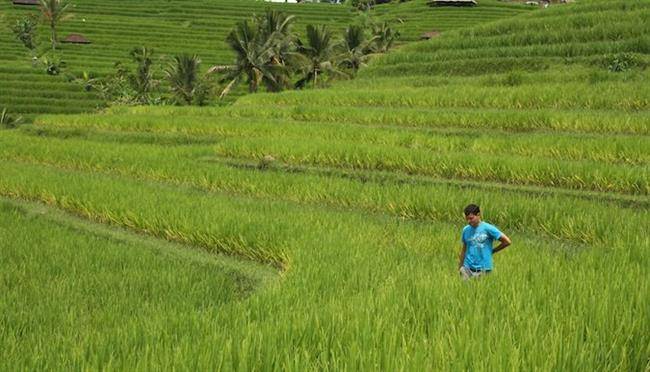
[227,104,650,135]
[238,81,649,111]
[30,112,650,166]
[0,197,278,369]
[0,140,647,369]
[1,130,647,245]
[1,0,649,368]
[212,137,648,195]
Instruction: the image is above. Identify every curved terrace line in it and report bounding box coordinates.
[0,196,281,288]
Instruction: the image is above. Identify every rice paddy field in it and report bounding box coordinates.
[1,0,649,370]
[0,0,528,117]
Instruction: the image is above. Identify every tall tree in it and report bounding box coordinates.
[129,47,156,104]
[368,21,399,53]
[165,54,204,105]
[257,10,304,90]
[257,9,295,62]
[337,24,374,73]
[209,19,289,98]
[0,108,23,129]
[39,0,73,51]
[295,24,347,89]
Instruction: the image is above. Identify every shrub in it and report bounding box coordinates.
[605,52,638,72]
[350,0,375,11]
[40,53,66,75]
[10,16,38,51]
[165,54,210,105]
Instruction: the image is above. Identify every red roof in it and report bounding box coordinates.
[62,34,91,44]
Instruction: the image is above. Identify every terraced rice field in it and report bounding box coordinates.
[0,0,529,117]
[1,0,648,370]
[0,0,354,115]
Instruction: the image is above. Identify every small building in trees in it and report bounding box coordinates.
[12,0,39,5]
[427,0,477,6]
[61,34,91,44]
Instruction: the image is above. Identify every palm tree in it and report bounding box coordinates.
[337,24,374,73]
[209,20,289,98]
[39,0,73,51]
[165,54,202,105]
[295,24,347,89]
[369,21,399,53]
[257,9,295,61]
[256,10,303,89]
[129,47,156,104]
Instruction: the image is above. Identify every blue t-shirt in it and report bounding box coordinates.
[461,222,502,270]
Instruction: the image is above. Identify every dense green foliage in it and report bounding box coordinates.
[0,0,648,369]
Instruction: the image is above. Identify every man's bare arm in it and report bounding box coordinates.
[492,234,512,254]
[458,243,467,269]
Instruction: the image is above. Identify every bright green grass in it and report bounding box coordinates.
[1,129,646,243]
[25,115,647,195]
[1,0,649,369]
[0,197,279,370]
[0,157,647,370]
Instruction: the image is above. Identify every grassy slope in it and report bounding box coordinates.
[0,0,353,116]
[1,0,649,369]
[0,0,528,117]
[0,197,277,369]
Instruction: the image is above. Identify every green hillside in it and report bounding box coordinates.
[1,0,648,369]
[0,0,353,115]
[0,0,529,116]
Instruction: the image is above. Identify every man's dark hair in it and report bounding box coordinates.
[464,204,480,216]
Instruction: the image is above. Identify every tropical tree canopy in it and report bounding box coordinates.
[337,24,375,72]
[295,24,348,89]
[209,11,397,97]
[369,21,400,53]
[129,47,156,104]
[210,18,290,98]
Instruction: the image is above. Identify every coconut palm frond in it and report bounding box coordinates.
[207,65,234,75]
[219,76,242,99]
[165,54,202,105]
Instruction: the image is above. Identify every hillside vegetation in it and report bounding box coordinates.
[0,0,528,116]
[1,0,648,370]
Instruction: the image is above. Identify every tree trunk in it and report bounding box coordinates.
[49,11,59,51]
[51,24,56,50]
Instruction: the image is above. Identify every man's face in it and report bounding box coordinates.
[465,213,481,227]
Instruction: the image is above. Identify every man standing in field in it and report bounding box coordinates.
[458,204,512,280]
